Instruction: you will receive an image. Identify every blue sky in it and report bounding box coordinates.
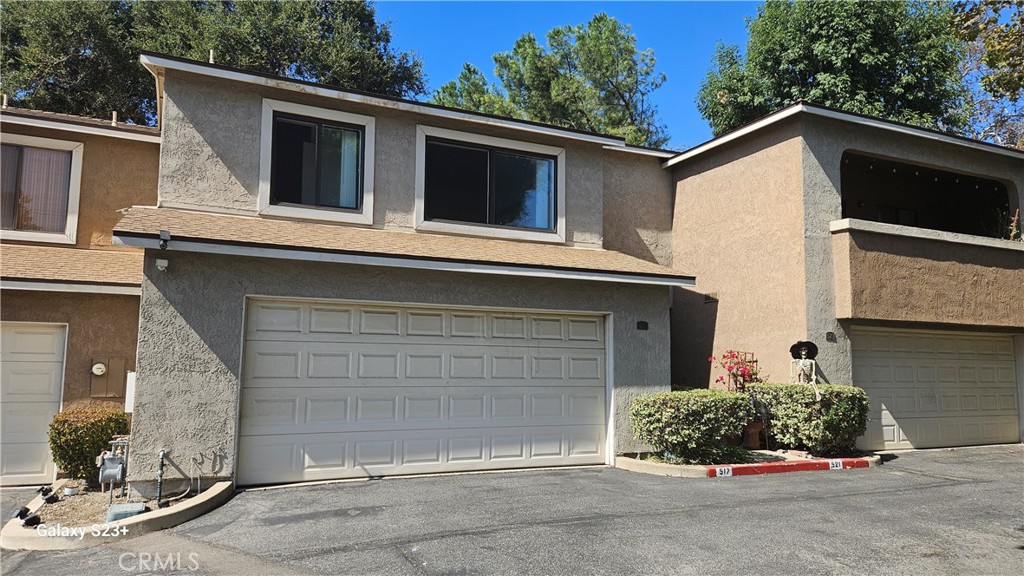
[374,1,761,150]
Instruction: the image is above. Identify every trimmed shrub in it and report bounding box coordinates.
[747,383,869,456]
[48,408,129,485]
[630,389,755,464]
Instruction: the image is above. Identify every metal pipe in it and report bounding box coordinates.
[156,450,166,508]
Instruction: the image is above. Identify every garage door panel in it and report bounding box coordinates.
[854,328,1019,450]
[238,424,605,485]
[1,361,63,402]
[244,341,603,388]
[240,386,605,436]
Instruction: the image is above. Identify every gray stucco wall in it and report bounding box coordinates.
[800,115,1024,384]
[157,70,606,248]
[127,251,671,490]
[602,151,674,266]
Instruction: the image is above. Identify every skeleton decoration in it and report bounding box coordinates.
[789,341,822,401]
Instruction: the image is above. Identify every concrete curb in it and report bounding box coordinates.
[615,453,881,479]
[1,480,234,551]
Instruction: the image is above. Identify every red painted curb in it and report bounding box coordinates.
[706,458,871,478]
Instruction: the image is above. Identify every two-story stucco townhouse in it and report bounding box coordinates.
[667,102,1024,451]
[0,107,159,485]
[112,53,695,494]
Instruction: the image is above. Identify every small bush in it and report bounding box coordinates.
[48,408,129,485]
[747,383,869,456]
[630,389,755,464]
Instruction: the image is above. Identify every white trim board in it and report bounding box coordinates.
[113,235,695,288]
[1,114,161,144]
[0,280,141,296]
[831,218,1024,253]
[140,53,624,147]
[662,103,1024,169]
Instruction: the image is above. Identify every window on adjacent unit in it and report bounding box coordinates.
[415,126,566,242]
[259,99,375,225]
[0,134,83,244]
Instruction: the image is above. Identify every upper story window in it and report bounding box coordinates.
[840,151,1012,238]
[259,99,375,225]
[0,133,83,244]
[415,126,566,243]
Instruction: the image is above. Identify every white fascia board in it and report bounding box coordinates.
[140,54,624,147]
[1,115,161,143]
[1,279,141,296]
[113,235,695,287]
[602,145,677,159]
[662,103,1024,169]
[661,106,804,169]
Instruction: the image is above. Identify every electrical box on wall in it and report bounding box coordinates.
[90,356,126,398]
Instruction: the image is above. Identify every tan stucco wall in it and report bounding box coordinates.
[670,119,808,388]
[801,115,1024,383]
[602,151,673,265]
[834,228,1024,328]
[1,291,139,409]
[2,125,159,249]
[157,70,606,248]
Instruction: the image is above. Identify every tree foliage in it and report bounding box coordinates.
[0,0,424,124]
[954,0,1023,99]
[697,0,969,137]
[432,14,669,148]
[954,1,1024,148]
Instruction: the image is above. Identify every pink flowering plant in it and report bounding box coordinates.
[709,350,764,392]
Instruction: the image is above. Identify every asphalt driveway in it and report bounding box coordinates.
[2,444,1022,575]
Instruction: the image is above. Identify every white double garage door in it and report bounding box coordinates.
[238,299,609,486]
[854,327,1021,450]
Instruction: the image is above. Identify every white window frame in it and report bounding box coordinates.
[415,125,567,243]
[258,99,375,225]
[0,133,83,245]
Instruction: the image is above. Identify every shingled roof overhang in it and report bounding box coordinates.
[113,207,695,288]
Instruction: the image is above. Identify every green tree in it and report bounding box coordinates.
[697,0,969,136]
[433,14,669,148]
[0,1,425,124]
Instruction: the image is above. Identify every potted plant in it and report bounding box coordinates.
[710,351,766,449]
[64,480,82,496]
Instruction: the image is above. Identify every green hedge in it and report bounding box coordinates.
[48,408,129,485]
[630,389,754,464]
[747,383,869,456]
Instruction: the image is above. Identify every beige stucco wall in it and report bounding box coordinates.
[2,124,158,249]
[157,70,606,248]
[801,115,1024,383]
[126,251,672,492]
[670,119,808,388]
[601,150,673,265]
[1,291,139,409]
[833,228,1024,328]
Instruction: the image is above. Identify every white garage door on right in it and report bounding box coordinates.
[853,328,1020,450]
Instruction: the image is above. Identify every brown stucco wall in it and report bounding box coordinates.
[157,70,606,248]
[602,151,673,265]
[2,125,159,249]
[0,291,139,409]
[670,119,808,388]
[834,228,1024,328]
